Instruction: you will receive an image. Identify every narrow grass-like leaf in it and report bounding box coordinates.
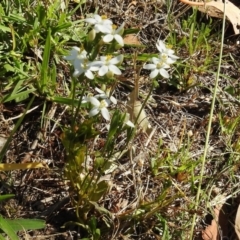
[0,216,18,240]
[52,23,72,33]
[0,194,15,202]
[0,25,10,32]
[124,53,158,61]
[50,96,81,107]
[2,88,36,103]
[40,28,51,94]
[1,219,45,232]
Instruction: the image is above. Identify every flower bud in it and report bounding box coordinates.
[88,29,96,41]
[106,71,114,78]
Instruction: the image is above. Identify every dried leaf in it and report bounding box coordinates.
[202,206,220,240]
[202,195,229,240]
[235,204,240,239]
[179,0,240,34]
[127,1,137,8]
[124,34,141,45]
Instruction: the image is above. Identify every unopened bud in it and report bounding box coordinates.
[88,29,96,41]
[106,71,114,78]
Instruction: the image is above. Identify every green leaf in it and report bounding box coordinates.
[124,53,158,61]
[2,218,45,232]
[40,28,51,94]
[3,64,15,72]
[50,96,76,106]
[0,216,18,240]
[90,181,108,202]
[52,23,72,34]
[0,194,15,202]
[123,28,140,35]
[2,88,36,103]
[0,234,6,240]
[0,25,10,32]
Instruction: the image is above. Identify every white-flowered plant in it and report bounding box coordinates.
[94,55,123,77]
[62,13,181,231]
[102,23,125,46]
[81,93,93,104]
[89,96,110,121]
[64,47,99,79]
[143,40,178,79]
[63,47,87,63]
[143,56,171,79]
[156,39,179,64]
[94,87,117,105]
[72,58,99,79]
[63,14,178,123]
[85,14,112,34]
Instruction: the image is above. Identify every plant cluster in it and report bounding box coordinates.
[61,13,178,236]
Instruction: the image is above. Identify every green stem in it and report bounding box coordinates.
[189,2,227,239]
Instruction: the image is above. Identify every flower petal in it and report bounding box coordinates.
[73,68,83,77]
[114,35,124,46]
[101,108,110,121]
[110,55,122,65]
[143,64,156,70]
[159,68,169,78]
[85,18,96,24]
[89,107,99,117]
[95,87,104,94]
[96,24,112,34]
[99,66,108,76]
[115,22,125,34]
[125,120,135,128]
[110,96,117,104]
[89,97,100,106]
[94,14,102,22]
[152,57,161,64]
[103,34,114,43]
[85,70,94,79]
[63,47,80,61]
[149,69,159,79]
[109,65,121,75]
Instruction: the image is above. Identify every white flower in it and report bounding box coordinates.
[102,23,125,46]
[85,14,112,34]
[81,93,93,104]
[89,97,110,121]
[95,87,117,104]
[63,47,87,63]
[156,40,179,64]
[124,113,134,128]
[64,47,98,79]
[73,58,99,79]
[94,55,123,77]
[143,57,170,79]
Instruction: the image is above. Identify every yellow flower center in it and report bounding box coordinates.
[101,15,108,20]
[100,100,107,109]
